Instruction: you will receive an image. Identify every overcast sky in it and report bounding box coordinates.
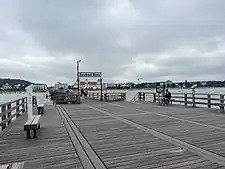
[1,0,225,85]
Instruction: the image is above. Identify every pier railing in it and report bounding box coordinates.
[88,92,126,101]
[0,97,27,132]
[54,93,79,104]
[132,92,225,112]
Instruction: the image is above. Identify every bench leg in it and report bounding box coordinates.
[26,130,30,139]
[33,130,37,138]
[38,124,41,129]
[37,108,40,115]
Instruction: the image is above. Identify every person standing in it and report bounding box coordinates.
[165,89,171,105]
[84,89,88,100]
[81,88,84,97]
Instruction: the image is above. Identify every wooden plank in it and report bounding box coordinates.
[60,102,225,168]
[1,105,83,169]
[31,115,41,125]
[24,119,33,126]
[85,103,225,166]
[4,100,225,168]
[57,105,107,169]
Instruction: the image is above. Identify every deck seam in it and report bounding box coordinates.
[85,103,225,166]
[56,105,94,169]
[55,105,86,169]
[57,105,107,169]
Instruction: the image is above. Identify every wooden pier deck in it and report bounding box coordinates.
[2,100,225,168]
[0,105,83,169]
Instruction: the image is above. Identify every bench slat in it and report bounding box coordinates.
[24,115,41,130]
[31,115,41,125]
[24,118,33,126]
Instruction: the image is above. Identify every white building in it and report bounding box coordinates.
[33,84,48,91]
[14,84,21,89]
[2,83,11,90]
[55,82,68,90]
[105,83,116,88]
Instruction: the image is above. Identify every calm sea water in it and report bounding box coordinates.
[110,88,225,101]
[1,88,225,104]
[0,92,49,104]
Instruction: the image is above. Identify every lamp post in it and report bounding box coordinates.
[137,78,143,88]
[77,60,81,95]
[100,78,103,101]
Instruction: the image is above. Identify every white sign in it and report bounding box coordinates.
[26,84,33,120]
[78,72,102,77]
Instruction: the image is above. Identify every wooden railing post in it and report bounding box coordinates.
[22,98,26,113]
[16,100,20,118]
[184,94,187,106]
[124,93,126,101]
[153,93,156,102]
[220,95,224,113]
[192,93,196,107]
[7,104,12,126]
[138,92,141,101]
[207,95,211,108]
[92,93,94,99]
[104,93,107,101]
[1,105,6,131]
[143,93,145,101]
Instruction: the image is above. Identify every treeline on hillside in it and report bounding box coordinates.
[0,78,32,90]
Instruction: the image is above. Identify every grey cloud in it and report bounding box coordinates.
[1,0,225,84]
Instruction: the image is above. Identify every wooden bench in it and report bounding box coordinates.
[37,104,44,114]
[0,162,24,169]
[24,115,41,139]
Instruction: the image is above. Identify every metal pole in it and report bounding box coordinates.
[100,78,103,101]
[77,60,80,95]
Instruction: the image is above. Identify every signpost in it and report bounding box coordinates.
[78,71,103,101]
[78,72,102,77]
[26,84,33,120]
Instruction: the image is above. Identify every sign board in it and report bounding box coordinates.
[26,84,33,120]
[78,72,102,77]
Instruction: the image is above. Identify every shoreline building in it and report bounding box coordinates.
[55,82,68,90]
[33,83,48,91]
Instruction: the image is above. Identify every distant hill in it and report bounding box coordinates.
[0,78,33,89]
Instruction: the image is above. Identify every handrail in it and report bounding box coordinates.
[0,97,27,132]
[131,92,225,112]
[131,92,139,101]
[88,92,126,101]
